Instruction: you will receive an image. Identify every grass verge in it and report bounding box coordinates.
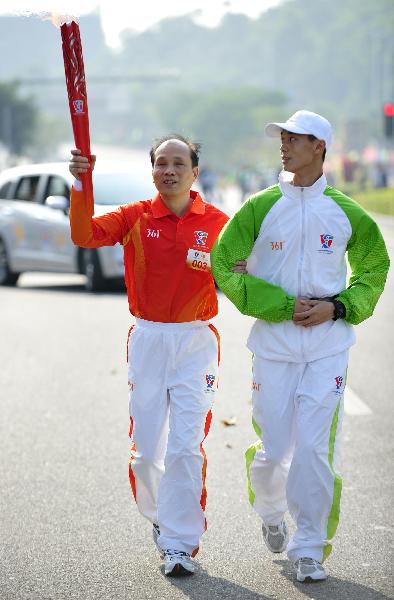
[347,187,394,216]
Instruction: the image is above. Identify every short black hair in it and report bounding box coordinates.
[308,134,326,162]
[150,134,201,168]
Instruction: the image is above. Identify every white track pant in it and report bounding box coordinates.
[246,351,348,563]
[127,318,220,556]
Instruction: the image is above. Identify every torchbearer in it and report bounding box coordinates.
[212,110,390,583]
[68,134,228,576]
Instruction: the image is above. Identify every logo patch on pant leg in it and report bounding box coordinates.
[334,375,343,393]
[205,374,216,392]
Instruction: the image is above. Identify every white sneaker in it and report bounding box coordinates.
[262,520,289,553]
[163,549,195,577]
[152,523,164,558]
[294,557,327,582]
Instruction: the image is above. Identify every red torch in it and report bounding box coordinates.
[60,20,94,215]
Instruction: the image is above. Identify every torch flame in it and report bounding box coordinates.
[46,13,78,28]
[8,11,78,28]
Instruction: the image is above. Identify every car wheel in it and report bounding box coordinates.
[82,248,107,292]
[0,237,20,286]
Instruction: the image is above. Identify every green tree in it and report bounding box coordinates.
[158,87,287,171]
[0,82,37,154]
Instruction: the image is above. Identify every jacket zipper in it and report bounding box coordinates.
[298,188,306,361]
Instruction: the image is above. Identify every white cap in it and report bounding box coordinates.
[265,110,333,148]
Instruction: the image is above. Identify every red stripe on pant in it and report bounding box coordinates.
[126,324,135,363]
[191,409,212,558]
[128,416,137,500]
[192,324,220,557]
[127,325,137,500]
[200,409,212,511]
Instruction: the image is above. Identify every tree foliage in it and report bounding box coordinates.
[157,87,287,169]
[0,83,37,154]
[118,0,394,130]
[1,0,392,160]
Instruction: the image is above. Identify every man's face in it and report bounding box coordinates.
[280,130,323,173]
[152,139,198,198]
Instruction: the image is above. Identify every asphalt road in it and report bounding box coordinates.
[1,214,393,600]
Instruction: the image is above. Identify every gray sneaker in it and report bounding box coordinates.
[152,523,164,558]
[262,520,289,553]
[163,549,195,576]
[294,557,327,582]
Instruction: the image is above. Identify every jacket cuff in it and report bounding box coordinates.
[285,296,296,320]
[73,179,83,192]
[335,294,351,322]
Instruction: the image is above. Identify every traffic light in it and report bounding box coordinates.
[383,102,394,138]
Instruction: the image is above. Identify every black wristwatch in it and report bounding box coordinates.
[331,299,346,321]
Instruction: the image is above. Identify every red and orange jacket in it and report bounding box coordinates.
[70,187,229,322]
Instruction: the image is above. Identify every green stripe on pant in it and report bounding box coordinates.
[323,398,343,562]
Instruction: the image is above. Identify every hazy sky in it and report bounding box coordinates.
[0,0,282,46]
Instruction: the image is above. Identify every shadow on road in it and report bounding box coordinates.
[274,559,392,600]
[161,565,274,600]
[150,561,394,600]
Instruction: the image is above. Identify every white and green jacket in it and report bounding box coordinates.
[212,172,390,362]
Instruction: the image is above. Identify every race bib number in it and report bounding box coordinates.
[186,248,211,272]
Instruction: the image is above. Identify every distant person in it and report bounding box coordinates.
[237,167,253,202]
[357,163,367,191]
[198,165,217,200]
[212,111,389,583]
[375,162,388,189]
[342,156,356,183]
[68,134,228,577]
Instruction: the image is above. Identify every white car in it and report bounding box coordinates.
[0,162,156,291]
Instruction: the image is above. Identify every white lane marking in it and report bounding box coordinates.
[344,386,372,415]
[373,525,394,532]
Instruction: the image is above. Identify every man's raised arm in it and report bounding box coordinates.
[69,149,128,248]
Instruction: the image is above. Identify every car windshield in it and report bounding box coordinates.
[92,172,155,205]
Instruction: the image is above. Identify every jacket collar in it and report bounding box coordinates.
[279,171,327,200]
[151,189,205,218]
